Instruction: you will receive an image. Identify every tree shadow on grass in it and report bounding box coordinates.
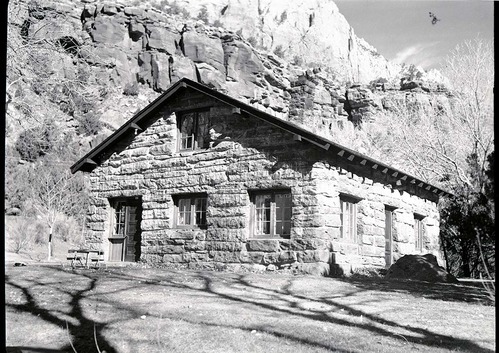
[5,265,494,353]
[188,273,494,353]
[99,268,494,353]
[341,277,493,305]
[5,265,146,353]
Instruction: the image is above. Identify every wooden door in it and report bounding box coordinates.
[109,199,141,262]
[124,204,141,262]
[384,208,393,268]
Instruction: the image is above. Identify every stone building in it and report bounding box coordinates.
[71,78,449,275]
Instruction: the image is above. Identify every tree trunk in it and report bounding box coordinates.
[48,228,53,261]
[461,241,471,278]
[441,236,450,273]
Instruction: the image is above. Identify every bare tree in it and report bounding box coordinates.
[26,158,86,260]
[7,0,109,131]
[355,38,493,189]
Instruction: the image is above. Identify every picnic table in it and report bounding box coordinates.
[67,249,104,269]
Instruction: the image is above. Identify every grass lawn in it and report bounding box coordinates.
[5,264,495,353]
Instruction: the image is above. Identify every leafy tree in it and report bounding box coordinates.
[440,151,494,278]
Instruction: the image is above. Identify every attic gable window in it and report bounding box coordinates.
[178,110,211,151]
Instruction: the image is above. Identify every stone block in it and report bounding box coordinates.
[297,250,330,263]
[163,254,183,263]
[263,252,280,265]
[247,239,280,252]
[290,238,327,250]
[209,251,241,263]
[184,241,205,251]
[278,250,297,263]
[205,241,243,252]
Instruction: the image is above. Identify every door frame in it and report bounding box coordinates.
[384,206,397,268]
[108,196,142,262]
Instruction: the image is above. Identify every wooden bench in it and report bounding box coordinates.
[66,249,105,269]
[88,250,105,268]
[67,249,85,268]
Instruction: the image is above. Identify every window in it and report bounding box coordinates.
[414,214,425,251]
[250,190,292,238]
[340,196,359,242]
[178,110,211,151]
[174,194,207,228]
[114,201,127,236]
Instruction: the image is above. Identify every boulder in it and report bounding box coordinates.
[224,40,264,83]
[182,31,225,74]
[151,52,171,91]
[137,51,153,85]
[89,15,128,44]
[385,254,458,283]
[195,62,225,89]
[169,54,197,83]
[128,20,146,42]
[147,25,179,55]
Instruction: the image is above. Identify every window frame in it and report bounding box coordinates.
[173,193,208,229]
[177,109,211,152]
[414,214,425,252]
[339,195,361,243]
[249,189,292,239]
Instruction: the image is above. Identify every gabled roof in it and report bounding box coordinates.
[71,78,451,200]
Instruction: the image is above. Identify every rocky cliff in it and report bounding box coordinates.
[6,0,452,157]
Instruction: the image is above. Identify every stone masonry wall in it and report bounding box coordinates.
[85,93,441,275]
[310,162,441,274]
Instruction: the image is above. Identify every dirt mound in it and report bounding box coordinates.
[385,254,459,283]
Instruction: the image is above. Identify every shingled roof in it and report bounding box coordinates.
[71,77,451,200]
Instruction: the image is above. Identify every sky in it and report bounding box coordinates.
[335,1,494,70]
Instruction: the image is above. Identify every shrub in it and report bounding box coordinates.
[292,55,303,66]
[77,112,102,136]
[15,121,58,162]
[197,5,209,23]
[273,45,285,58]
[247,36,257,47]
[6,219,34,254]
[123,81,139,96]
[279,11,287,24]
[54,216,84,244]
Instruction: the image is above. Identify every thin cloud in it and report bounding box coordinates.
[392,42,440,68]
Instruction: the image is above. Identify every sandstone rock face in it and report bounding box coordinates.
[175,0,400,83]
[11,0,454,177]
[182,30,225,74]
[147,25,179,54]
